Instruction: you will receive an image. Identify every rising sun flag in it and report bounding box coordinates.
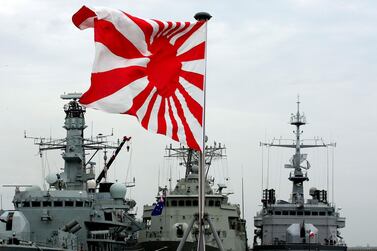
[72,6,207,151]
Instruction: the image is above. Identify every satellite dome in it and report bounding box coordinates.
[110,182,127,199]
[309,187,317,196]
[87,179,96,190]
[191,164,199,173]
[45,174,58,185]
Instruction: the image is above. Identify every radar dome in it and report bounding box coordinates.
[191,164,199,173]
[110,183,127,199]
[309,187,317,196]
[87,179,96,190]
[45,174,58,185]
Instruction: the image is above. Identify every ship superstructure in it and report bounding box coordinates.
[138,143,248,250]
[253,100,346,251]
[0,93,143,250]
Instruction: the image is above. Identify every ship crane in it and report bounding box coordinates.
[96,136,131,185]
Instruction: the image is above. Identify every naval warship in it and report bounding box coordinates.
[138,142,248,250]
[0,93,144,250]
[253,100,346,251]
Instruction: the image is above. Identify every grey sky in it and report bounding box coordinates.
[1,0,376,246]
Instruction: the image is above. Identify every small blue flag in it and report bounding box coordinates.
[151,196,165,216]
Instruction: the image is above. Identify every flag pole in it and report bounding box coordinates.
[194,11,212,251]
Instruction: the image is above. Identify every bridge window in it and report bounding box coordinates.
[304,211,310,216]
[319,212,326,216]
[193,200,198,206]
[215,200,221,207]
[22,201,30,207]
[185,200,192,206]
[43,201,52,207]
[274,211,282,215]
[289,211,296,216]
[76,201,83,207]
[312,211,318,216]
[178,200,185,207]
[54,201,63,207]
[171,200,177,206]
[31,201,41,207]
[208,200,214,207]
[282,211,288,215]
[297,211,303,216]
[65,201,74,207]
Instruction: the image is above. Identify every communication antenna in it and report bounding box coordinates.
[332,146,335,205]
[266,145,270,189]
[241,166,245,220]
[261,143,264,194]
[326,147,329,195]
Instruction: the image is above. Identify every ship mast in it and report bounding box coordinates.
[61,94,87,190]
[289,97,308,204]
[261,97,333,204]
[164,141,226,185]
[25,93,122,191]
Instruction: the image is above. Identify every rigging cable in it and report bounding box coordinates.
[276,147,284,198]
[220,156,225,184]
[225,148,229,181]
[40,152,46,191]
[125,141,134,199]
[326,146,330,196]
[331,146,335,205]
[125,141,133,182]
[266,145,270,189]
[44,151,51,174]
[315,146,320,189]
[261,144,264,194]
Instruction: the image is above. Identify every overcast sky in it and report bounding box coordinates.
[1,0,377,247]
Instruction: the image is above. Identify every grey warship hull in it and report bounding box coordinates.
[139,241,219,251]
[254,243,347,251]
[0,245,64,251]
[0,246,65,251]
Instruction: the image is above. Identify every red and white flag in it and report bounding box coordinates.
[309,231,315,238]
[72,6,206,151]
